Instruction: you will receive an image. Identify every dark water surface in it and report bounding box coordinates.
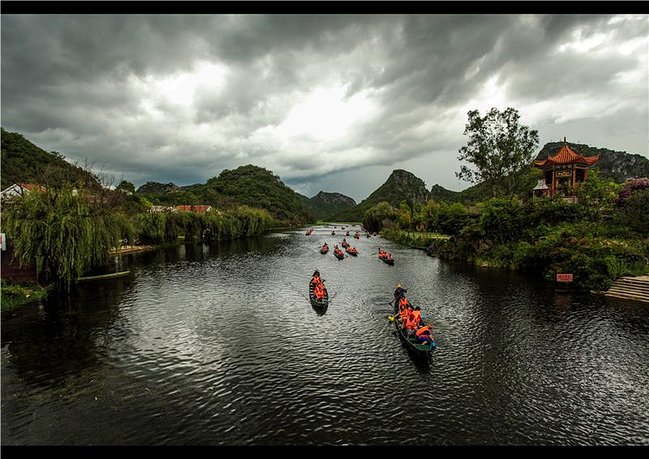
[2,226,648,446]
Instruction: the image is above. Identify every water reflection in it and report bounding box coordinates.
[2,230,648,446]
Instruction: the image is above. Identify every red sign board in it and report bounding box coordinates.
[556,273,573,283]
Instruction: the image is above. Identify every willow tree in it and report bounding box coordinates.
[457,107,539,198]
[3,185,127,289]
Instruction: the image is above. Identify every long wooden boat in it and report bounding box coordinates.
[309,281,329,310]
[333,249,345,260]
[345,246,358,256]
[77,270,131,282]
[320,244,329,254]
[379,253,395,265]
[392,303,436,356]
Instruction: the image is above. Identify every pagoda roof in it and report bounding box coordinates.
[534,144,600,167]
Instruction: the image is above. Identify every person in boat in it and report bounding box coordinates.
[415,324,433,344]
[393,284,407,303]
[310,270,322,286]
[313,282,326,300]
[404,306,423,335]
[397,296,412,322]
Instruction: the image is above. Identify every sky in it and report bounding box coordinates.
[1,13,648,203]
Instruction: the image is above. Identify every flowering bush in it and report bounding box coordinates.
[615,177,649,205]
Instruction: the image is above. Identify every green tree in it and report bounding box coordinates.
[116,180,136,194]
[457,107,539,197]
[575,169,621,221]
[362,201,397,233]
[2,185,129,289]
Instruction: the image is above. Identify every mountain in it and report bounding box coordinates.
[536,142,649,182]
[430,184,461,202]
[194,164,314,224]
[308,191,357,221]
[330,169,430,222]
[136,181,181,194]
[1,128,100,190]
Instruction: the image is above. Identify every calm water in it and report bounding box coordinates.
[2,226,648,446]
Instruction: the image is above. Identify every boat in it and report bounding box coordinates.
[309,279,329,311]
[331,231,336,236]
[320,244,329,254]
[77,270,131,282]
[306,228,313,235]
[378,251,395,265]
[341,239,350,248]
[392,302,436,356]
[333,248,345,260]
[345,246,358,256]
[354,233,360,240]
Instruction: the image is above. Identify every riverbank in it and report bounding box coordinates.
[1,281,51,311]
[379,228,449,249]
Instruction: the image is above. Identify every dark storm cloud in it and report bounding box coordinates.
[2,14,646,199]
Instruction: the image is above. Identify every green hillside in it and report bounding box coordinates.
[1,128,99,190]
[194,165,315,224]
[308,191,356,220]
[330,169,430,222]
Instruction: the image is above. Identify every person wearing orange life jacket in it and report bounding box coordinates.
[415,324,433,344]
[397,295,409,316]
[314,282,326,300]
[398,299,412,323]
[404,306,423,334]
[393,284,408,303]
[310,270,322,286]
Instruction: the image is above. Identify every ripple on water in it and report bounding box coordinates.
[1,232,648,445]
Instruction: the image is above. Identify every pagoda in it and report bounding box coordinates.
[533,138,600,200]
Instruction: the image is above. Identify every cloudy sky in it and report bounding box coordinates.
[2,13,647,202]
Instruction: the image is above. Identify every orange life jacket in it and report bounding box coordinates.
[411,310,422,326]
[405,310,422,330]
[416,325,432,338]
[311,275,321,285]
[399,297,409,310]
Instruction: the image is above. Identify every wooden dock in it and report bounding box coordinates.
[600,276,649,304]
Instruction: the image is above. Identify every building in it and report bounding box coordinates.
[1,183,46,200]
[533,139,600,201]
[175,205,212,213]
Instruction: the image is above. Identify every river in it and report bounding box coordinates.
[2,225,648,445]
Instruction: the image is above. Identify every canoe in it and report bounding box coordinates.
[379,253,394,265]
[346,247,358,256]
[320,245,329,254]
[306,229,313,235]
[333,249,345,260]
[77,270,131,282]
[392,303,436,356]
[309,281,329,310]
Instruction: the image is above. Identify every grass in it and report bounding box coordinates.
[1,281,50,311]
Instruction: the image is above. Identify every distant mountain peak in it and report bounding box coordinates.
[308,191,356,220]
